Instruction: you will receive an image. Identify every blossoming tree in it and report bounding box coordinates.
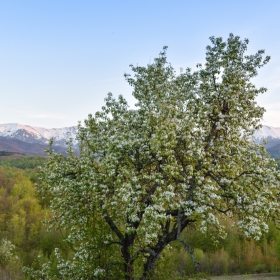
[32,34,279,279]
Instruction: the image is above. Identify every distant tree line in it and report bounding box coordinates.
[0,156,47,170]
[0,151,25,156]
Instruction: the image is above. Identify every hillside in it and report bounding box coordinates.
[0,137,68,156]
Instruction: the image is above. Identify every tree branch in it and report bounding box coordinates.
[103,211,124,243]
[176,209,199,272]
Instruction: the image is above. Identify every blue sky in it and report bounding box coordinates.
[1,0,280,128]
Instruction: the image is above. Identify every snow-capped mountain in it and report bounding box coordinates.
[252,125,280,158]
[253,125,280,148]
[254,125,280,141]
[2,123,280,147]
[1,123,280,157]
[0,123,77,147]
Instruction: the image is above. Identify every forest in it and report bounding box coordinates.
[0,156,280,279]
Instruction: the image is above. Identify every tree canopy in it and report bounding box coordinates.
[31,34,280,280]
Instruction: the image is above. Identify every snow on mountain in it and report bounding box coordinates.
[254,125,280,141]
[253,125,280,149]
[1,123,280,153]
[0,123,78,147]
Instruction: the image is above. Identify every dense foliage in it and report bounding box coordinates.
[0,165,67,279]
[0,165,280,280]
[0,156,278,278]
[27,34,280,279]
[0,156,47,170]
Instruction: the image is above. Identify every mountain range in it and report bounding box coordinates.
[0,123,77,156]
[254,125,280,158]
[1,123,280,158]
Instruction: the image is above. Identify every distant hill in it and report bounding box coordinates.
[0,151,24,156]
[266,144,280,159]
[253,125,280,159]
[0,137,68,156]
[0,151,25,159]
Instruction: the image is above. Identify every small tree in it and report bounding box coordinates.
[32,34,279,279]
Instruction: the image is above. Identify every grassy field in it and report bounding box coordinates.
[211,273,280,280]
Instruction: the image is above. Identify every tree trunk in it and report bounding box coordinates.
[140,255,158,280]
[121,235,135,280]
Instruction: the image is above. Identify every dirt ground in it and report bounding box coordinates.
[210,273,280,280]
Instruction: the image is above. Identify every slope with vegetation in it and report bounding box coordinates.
[0,164,280,280]
[0,164,70,279]
[0,155,47,170]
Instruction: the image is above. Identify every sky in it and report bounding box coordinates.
[1,0,280,128]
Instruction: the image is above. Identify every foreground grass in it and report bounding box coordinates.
[210,272,280,280]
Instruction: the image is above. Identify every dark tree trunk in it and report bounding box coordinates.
[140,254,159,280]
[122,257,134,280]
[121,234,135,280]
[140,215,198,279]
